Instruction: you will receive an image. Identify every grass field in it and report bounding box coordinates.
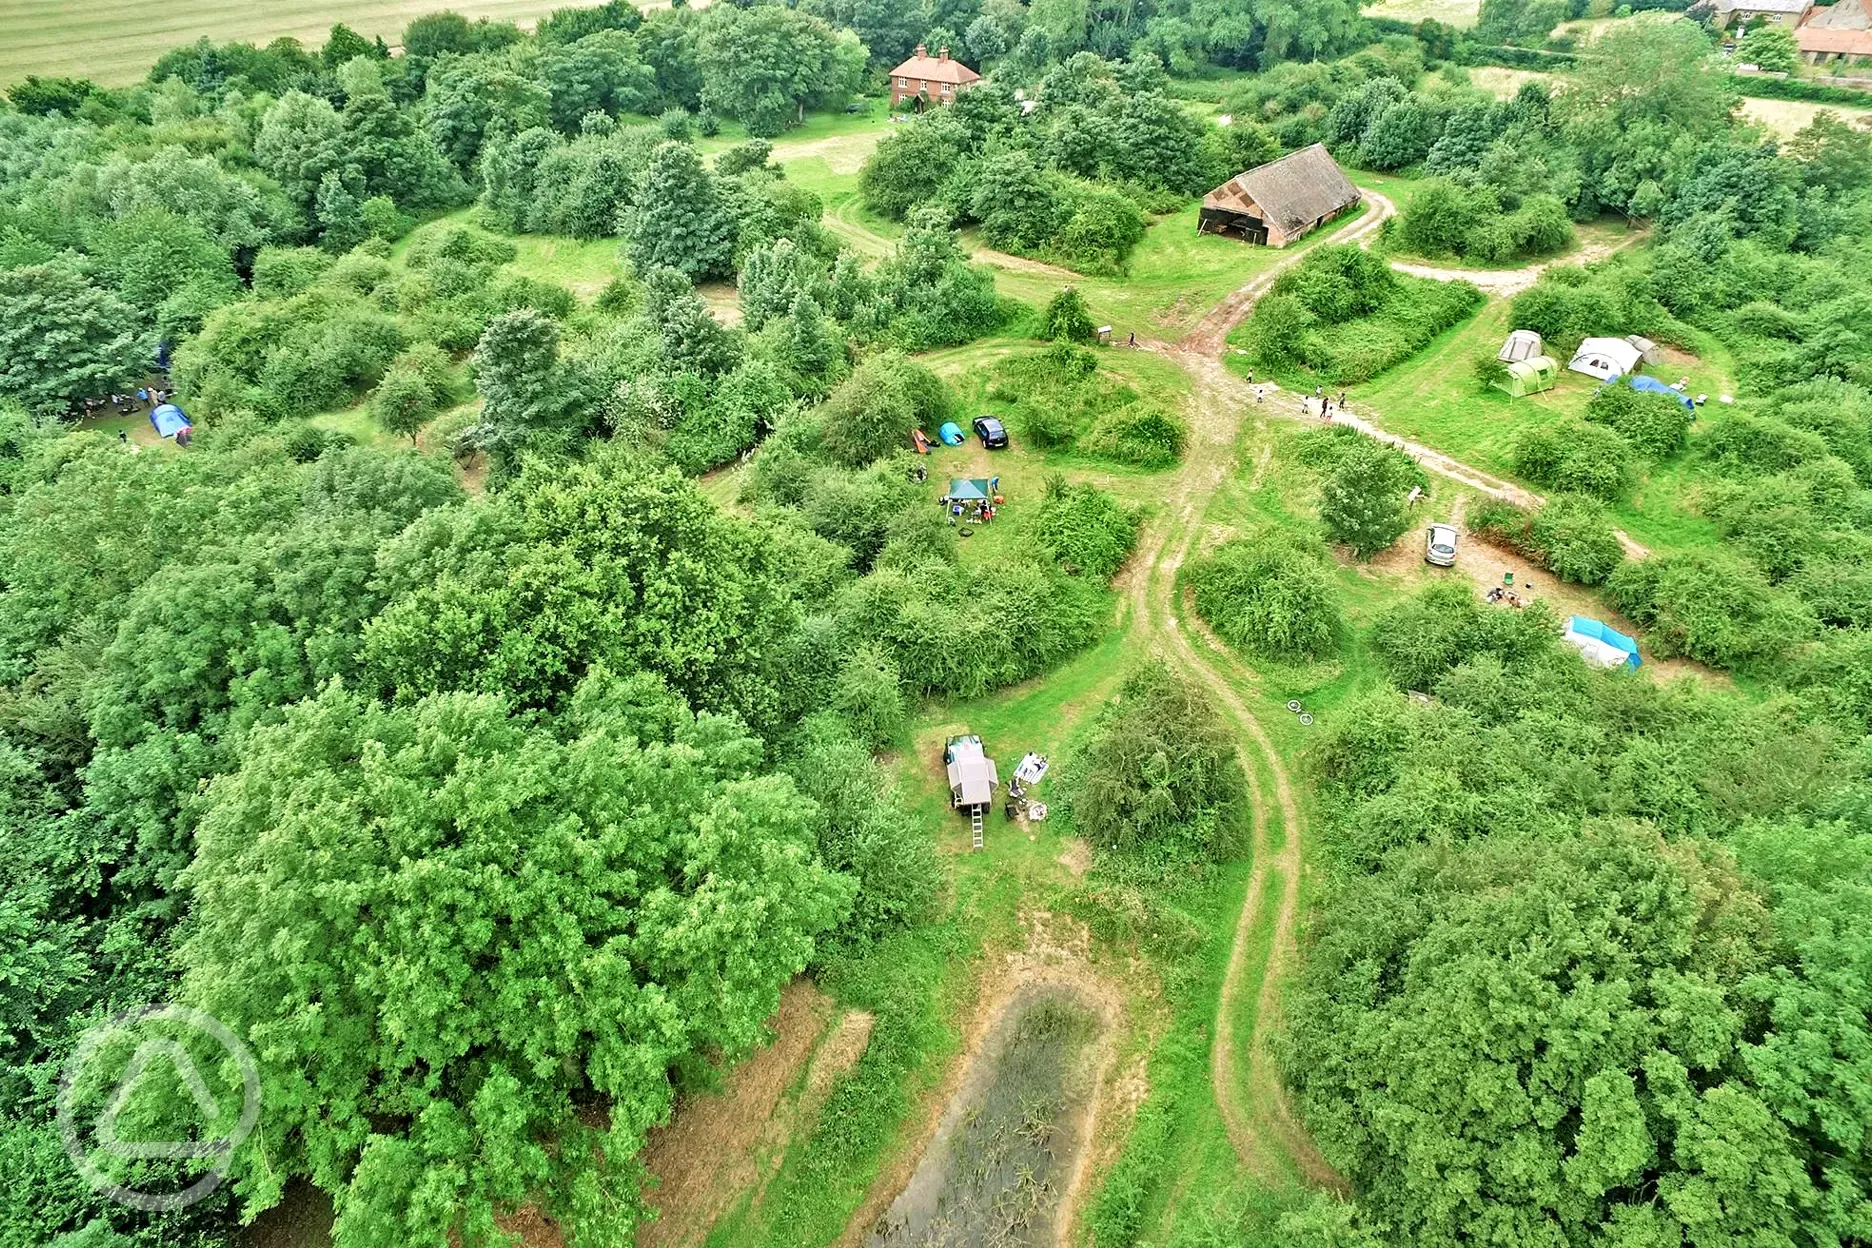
[1361,0,1480,27]
[0,0,668,88]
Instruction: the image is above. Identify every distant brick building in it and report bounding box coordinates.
[1714,0,1813,26]
[888,44,981,109]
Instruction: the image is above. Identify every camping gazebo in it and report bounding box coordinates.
[1493,356,1559,397]
[942,477,995,505]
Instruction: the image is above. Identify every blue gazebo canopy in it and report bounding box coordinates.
[1625,375,1694,410]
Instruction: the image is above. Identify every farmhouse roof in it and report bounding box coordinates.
[1803,0,1872,26]
[1202,144,1361,236]
[889,44,981,85]
[1796,24,1872,51]
[1719,0,1812,13]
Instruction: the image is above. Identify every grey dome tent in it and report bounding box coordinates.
[1498,329,1544,363]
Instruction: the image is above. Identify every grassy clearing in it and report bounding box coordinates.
[0,0,661,88]
[1740,94,1872,137]
[978,202,1372,343]
[1360,0,1481,26]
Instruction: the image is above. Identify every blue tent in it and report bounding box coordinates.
[938,421,966,446]
[149,403,191,440]
[1563,616,1641,670]
[1625,375,1694,410]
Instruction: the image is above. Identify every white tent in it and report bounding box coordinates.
[1568,337,1643,381]
[1498,329,1544,363]
[1562,616,1641,670]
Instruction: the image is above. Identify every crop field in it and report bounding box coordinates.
[0,0,650,87]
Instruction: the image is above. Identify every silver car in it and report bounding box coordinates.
[1425,523,1459,567]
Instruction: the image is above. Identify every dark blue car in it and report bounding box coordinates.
[972,416,1009,449]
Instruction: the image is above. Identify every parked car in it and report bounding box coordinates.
[1425,523,1459,567]
[972,415,1009,449]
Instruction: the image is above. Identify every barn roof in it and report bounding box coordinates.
[1802,0,1871,30]
[1202,144,1362,235]
[889,44,981,84]
[1796,24,1872,51]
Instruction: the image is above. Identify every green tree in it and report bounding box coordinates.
[1065,661,1245,864]
[817,351,951,466]
[1040,286,1096,343]
[1319,439,1418,558]
[470,309,593,467]
[697,5,864,137]
[738,237,823,331]
[624,141,737,281]
[1738,24,1799,73]
[314,169,369,252]
[179,676,853,1248]
[0,267,147,415]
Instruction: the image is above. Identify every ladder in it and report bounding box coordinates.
[971,807,984,850]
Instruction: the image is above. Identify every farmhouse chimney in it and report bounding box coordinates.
[915,42,926,57]
[939,46,949,60]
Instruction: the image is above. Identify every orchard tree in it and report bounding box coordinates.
[0,266,147,414]
[1319,438,1420,558]
[624,141,737,281]
[1739,24,1799,73]
[738,238,823,331]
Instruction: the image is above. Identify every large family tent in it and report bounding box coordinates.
[1568,337,1643,381]
[1493,355,1559,397]
[1498,329,1544,363]
[149,403,192,443]
[942,477,993,504]
[1563,616,1641,670]
[1624,374,1695,410]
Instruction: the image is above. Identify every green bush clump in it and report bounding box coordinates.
[1240,246,1483,385]
[832,557,1106,698]
[1033,476,1140,580]
[1190,535,1342,660]
[1372,581,1560,692]
[1527,494,1625,585]
[1608,552,1817,668]
[1080,403,1185,468]
[1065,661,1246,867]
[1319,438,1426,559]
[1513,421,1631,500]
[990,346,1183,467]
[817,352,953,467]
[1585,381,1693,457]
[1469,495,1623,586]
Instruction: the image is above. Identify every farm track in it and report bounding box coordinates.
[1127,187,1669,1185]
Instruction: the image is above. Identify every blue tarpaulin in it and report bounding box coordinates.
[1625,375,1694,410]
[1563,616,1641,669]
[149,403,191,439]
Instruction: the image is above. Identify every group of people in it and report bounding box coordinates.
[1485,571,1534,608]
[949,499,998,525]
[1312,385,1349,423]
[83,385,169,417]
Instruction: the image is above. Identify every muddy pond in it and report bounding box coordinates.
[867,985,1103,1248]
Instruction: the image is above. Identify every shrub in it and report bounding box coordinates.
[1526,494,1624,585]
[1033,476,1139,580]
[1584,382,1693,457]
[1190,535,1342,660]
[1607,553,1817,668]
[1320,439,1424,558]
[818,353,952,466]
[252,247,334,299]
[1080,403,1185,468]
[1041,286,1096,343]
[1065,661,1245,866]
[1512,422,1631,500]
[1372,582,1560,691]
